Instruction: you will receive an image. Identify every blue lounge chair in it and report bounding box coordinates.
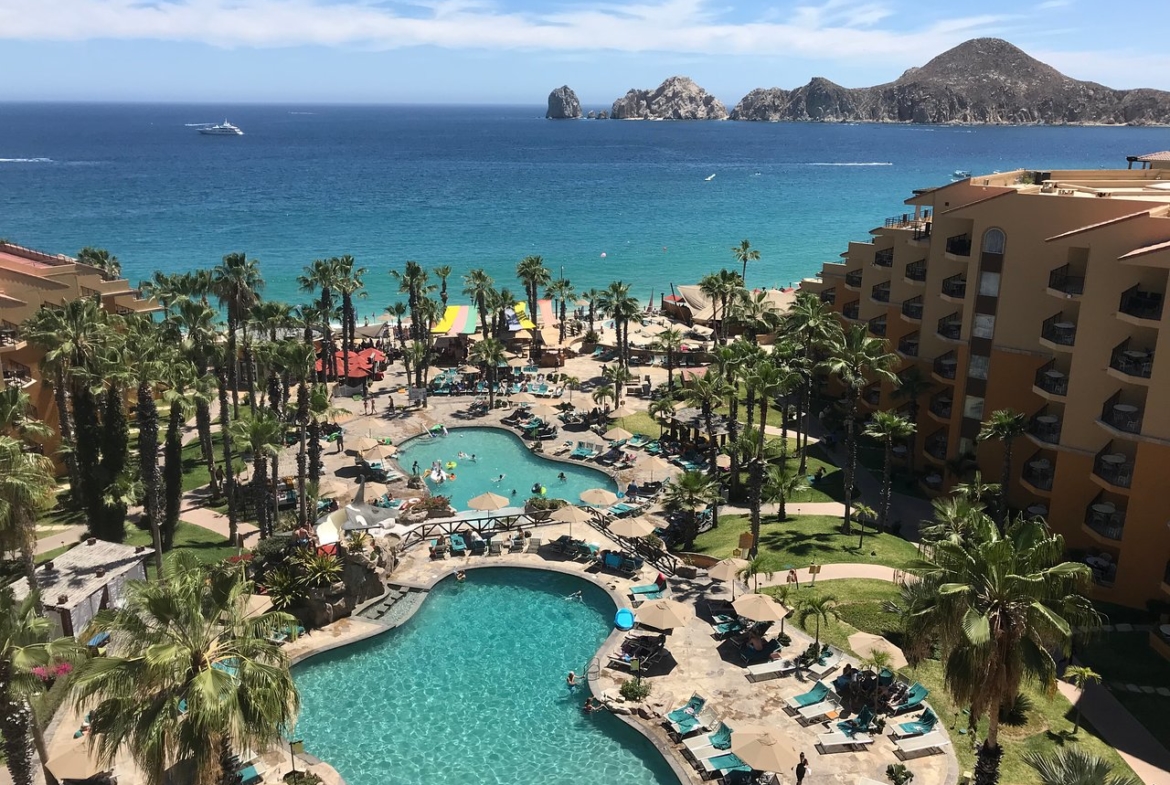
[785,681,831,710]
[837,705,875,735]
[683,722,733,755]
[630,579,665,595]
[890,682,930,715]
[237,764,265,785]
[711,619,745,639]
[700,753,751,775]
[894,708,939,738]
[449,533,467,556]
[667,694,704,724]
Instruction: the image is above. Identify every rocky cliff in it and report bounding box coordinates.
[546,85,582,119]
[611,76,728,120]
[730,38,1170,125]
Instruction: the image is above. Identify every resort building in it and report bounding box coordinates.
[0,241,159,461]
[801,160,1170,609]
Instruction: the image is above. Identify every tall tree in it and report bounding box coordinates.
[0,439,56,601]
[651,327,684,394]
[123,317,169,573]
[891,366,932,475]
[212,346,241,546]
[230,410,285,539]
[171,300,221,499]
[545,277,577,346]
[434,265,453,307]
[469,337,506,411]
[762,463,809,523]
[334,255,366,379]
[462,269,496,337]
[0,387,51,445]
[298,258,339,380]
[698,269,743,345]
[796,593,839,648]
[662,470,719,551]
[863,411,917,533]
[731,239,760,287]
[516,256,551,328]
[977,408,1029,533]
[390,261,432,342]
[213,252,263,414]
[76,246,121,280]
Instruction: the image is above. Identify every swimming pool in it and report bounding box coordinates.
[397,426,617,510]
[294,568,680,785]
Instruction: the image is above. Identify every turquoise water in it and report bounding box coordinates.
[398,427,616,510]
[293,568,679,785]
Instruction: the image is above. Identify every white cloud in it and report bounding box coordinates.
[0,0,1010,62]
[1036,0,1072,9]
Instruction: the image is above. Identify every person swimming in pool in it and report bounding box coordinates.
[558,472,567,482]
[493,474,506,483]
[531,482,542,495]
[458,451,470,459]
[566,671,578,690]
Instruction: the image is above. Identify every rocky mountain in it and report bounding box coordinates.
[729,38,1170,125]
[546,86,582,119]
[611,76,728,120]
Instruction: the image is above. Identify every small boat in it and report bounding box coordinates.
[705,173,716,181]
[951,169,971,180]
[199,120,243,136]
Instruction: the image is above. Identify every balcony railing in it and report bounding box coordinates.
[869,316,887,337]
[842,302,860,321]
[1093,447,1134,489]
[1034,362,1069,396]
[1041,313,1077,347]
[862,386,881,406]
[1,362,34,386]
[1085,502,1126,541]
[933,352,958,380]
[871,283,891,303]
[1048,264,1085,296]
[1022,461,1055,491]
[845,270,863,288]
[884,212,931,229]
[902,297,924,320]
[873,249,894,268]
[905,261,927,282]
[820,288,836,305]
[0,326,20,347]
[1028,412,1062,444]
[1109,344,1154,379]
[913,224,932,241]
[1119,285,1164,322]
[941,274,967,299]
[937,314,962,340]
[925,432,948,460]
[897,335,920,357]
[1100,395,1143,434]
[945,234,972,257]
[929,395,953,419]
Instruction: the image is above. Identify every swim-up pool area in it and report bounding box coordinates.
[397,426,617,510]
[294,568,679,785]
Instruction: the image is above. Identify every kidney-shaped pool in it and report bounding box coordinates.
[294,568,680,785]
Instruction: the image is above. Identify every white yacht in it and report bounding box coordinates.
[199,120,243,136]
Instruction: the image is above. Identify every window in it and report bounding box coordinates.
[972,313,996,339]
[963,395,985,421]
[958,437,976,456]
[979,271,1001,297]
[982,228,1006,254]
[969,354,990,380]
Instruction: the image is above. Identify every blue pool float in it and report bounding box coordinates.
[614,608,635,631]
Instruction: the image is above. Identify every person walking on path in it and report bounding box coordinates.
[794,752,809,785]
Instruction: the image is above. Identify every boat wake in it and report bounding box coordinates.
[805,162,893,167]
[0,157,52,163]
[184,123,214,127]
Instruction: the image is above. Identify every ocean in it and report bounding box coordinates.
[1,103,1165,317]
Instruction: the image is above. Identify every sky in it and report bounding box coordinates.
[0,0,1168,104]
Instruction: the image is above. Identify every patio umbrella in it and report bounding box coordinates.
[507,357,527,368]
[608,405,637,419]
[46,745,107,783]
[468,491,511,511]
[708,557,749,599]
[552,504,593,537]
[580,487,619,506]
[357,481,390,500]
[352,436,380,453]
[529,404,560,419]
[318,480,351,501]
[848,632,908,669]
[361,444,398,462]
[732,592,790,623]
[608,515,656,539]
[603,426,634,442]
[635,599,694,631]
[729,725,801,773]
[330,408,357,424]
[460,365,481,374]
[637,455,677,481]
[715,454,732,469]
[511,392,538,404]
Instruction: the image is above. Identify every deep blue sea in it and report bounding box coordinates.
[1,103,1165,316]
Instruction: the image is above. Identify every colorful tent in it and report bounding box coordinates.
[432,304,480,336]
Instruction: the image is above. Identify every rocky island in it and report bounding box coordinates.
[729,38,1170,125]
[546,85,582,119]
[611,76,728,120]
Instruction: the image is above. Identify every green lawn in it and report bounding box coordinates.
[773,579,1138,785]
[123,522,241,567]
[691,514,931,572]
[179,433,247,493]
[1078,631,1170,750]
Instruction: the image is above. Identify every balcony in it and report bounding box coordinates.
[1099,393,1143,437]
[868,315,887,337]
[937,314,963,342]
[1047,265,1085,300]
[1084,498,1126,543]
[945,234,972,258]
[1118,285,1164,324]
[1092,445,1135,492]
[1039,313,1077,351]
[820,288,836,305]
[871,282,891,303]
[904,260,927,283]
[924,431,948,463]
[1027,411,1062,446]
[1108,343,1154,383]
[1,361,35,389]
[845,270,863,289]
[932,352,958,382]
[1021,456,1055,494]
[897,333,920,358]
[928,394,953,421]
[941,274,967,301]
[842,301,861,322]
[862,385,881,407]
[884,213,931,231]
[873,249,894,268]
[1033,361,1069,399]
[900,296,924,323]
[0,325,25,354]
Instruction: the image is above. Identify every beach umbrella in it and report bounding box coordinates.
[361,444,398,462]
[637,455,676,481]
[708,557,749,598]
[608,515,656,539]
[847,632,908,669]
[46,745,108,783]
[511,392,538,404]
[468,491,511,511]
[603,426,634,442]
[352,436,380,453]
[580,488,619,506]
[529,404,560,419]
[552,504,593,538]
[635,599,693,631]
[715,454,732,469]
[460,365,481,374]
[357,481,390,501]
[318,480,351,501]
[508,357,527,368]
[732,593,790,623]
[608,405,637,419]
[729,725,801,773]
[330,408,357,424]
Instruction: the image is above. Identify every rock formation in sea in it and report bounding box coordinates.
[729,38,1170,125]
[546,86,582,119]
[611,76,728,120]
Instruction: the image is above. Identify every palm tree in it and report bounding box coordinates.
[602,364,633,407]
[1063,665,1102,733]
[780,292,841,472]
[211,346,242,546]
[299,258,339,379]
[921,495,986,547]
[0,588,83,785]
[852,502,876,549]
[230,410,285,539]
[682,372,730,480]
[591,383,616,412]
[545,277,577,346]
[123,317,169,572]
[863,411,916,532]
[648,397,674,438]
[0,438,56,598]
[213,252,263,414]
[762,464,809,523]
[1023,747,1138,785]
[819,324,899,533]
[737,556,773,593]
[563,376,580,404]
[390,261,433,342]
[434,265,453,306]
[334,255,366,379]
[77,246,121,280]
[170,300,221,498]
[731,239,760,287]
[662,470,719,551]
[651,328,684,393]
[891,366,931,474]
[698,269,743,345]
[72,553,299,785]
[516,256,551,327]
[0,387,51,445]
[599,281,640,367]
[305,384,337,487]
[469,337,506,410]
[977,408,1028,533]
[580,288,603,335]
[909,516,1099,785]
[462,269,496,337]
[953,470,999,509]
[161,361,196,551]
[796,594,839,648]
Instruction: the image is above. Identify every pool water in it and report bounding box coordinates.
[293,569,679,785]
[397,426,617,510]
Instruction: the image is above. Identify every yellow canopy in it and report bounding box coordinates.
[513,301,536,330]
[432,305,460,335]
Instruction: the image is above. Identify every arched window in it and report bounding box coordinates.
[982,227,1006,255]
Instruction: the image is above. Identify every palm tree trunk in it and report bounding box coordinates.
[270,450,279,539]
[136,383,164,574]
[879,440,893,530]
[748,458,764,557]
[0,669,36,785]
[253,455,268,539]
[308,419,322,485]
[998,441,1012,533]
[798,378,811,475]
[666,353,674,393]
[195,400,220,498]
[227,315,240,417]
[51,368,82,505]
[842,390,859,535]
[242,323,256,416]
[163,404,183,551]
[216,364,240,546]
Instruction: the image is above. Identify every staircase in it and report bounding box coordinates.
[357,583,426,627]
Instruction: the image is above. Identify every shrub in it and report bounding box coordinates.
[296,553,343,589]
[525,496,566,511]
[619,677,652,702]
[283,773,323,785]
[998,692,1033,726]
[583,329,600,344]
[885,763,914,785]
[263,567,304,611]
[346,532,371,553]
[413,495,451,512]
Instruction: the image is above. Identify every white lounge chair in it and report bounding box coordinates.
[894,730,952,757]
[745,658,796,682]
[807,648,844,678]
[683,723,733,757]
[817,729,875,752]
[798,698,841,724]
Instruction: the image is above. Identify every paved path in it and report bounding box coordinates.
[34,524,87,556]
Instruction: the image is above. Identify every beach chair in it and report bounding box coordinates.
[524,536,542,553]
[487,540,503,556]
[837,706,875,735]
[817,728,875,752]
[449,533,467,556]
[699,753,751,775]
[468,537,486,556]
[666,693,705,728]
[630,577,666,595]
[667,702,713,738]
[740,638,782,664]
[889,682,930,715]
[745,658,796,682]
[808,647,844,677]
[508,536,525,553]
[236,762,267,785]
[797,698,841,725]
[711,619,746,639]
[627,434,650,449]
[894,730,951,758]
[892,708,939,738]
[784,681,830,710]
[682,722,733,757]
